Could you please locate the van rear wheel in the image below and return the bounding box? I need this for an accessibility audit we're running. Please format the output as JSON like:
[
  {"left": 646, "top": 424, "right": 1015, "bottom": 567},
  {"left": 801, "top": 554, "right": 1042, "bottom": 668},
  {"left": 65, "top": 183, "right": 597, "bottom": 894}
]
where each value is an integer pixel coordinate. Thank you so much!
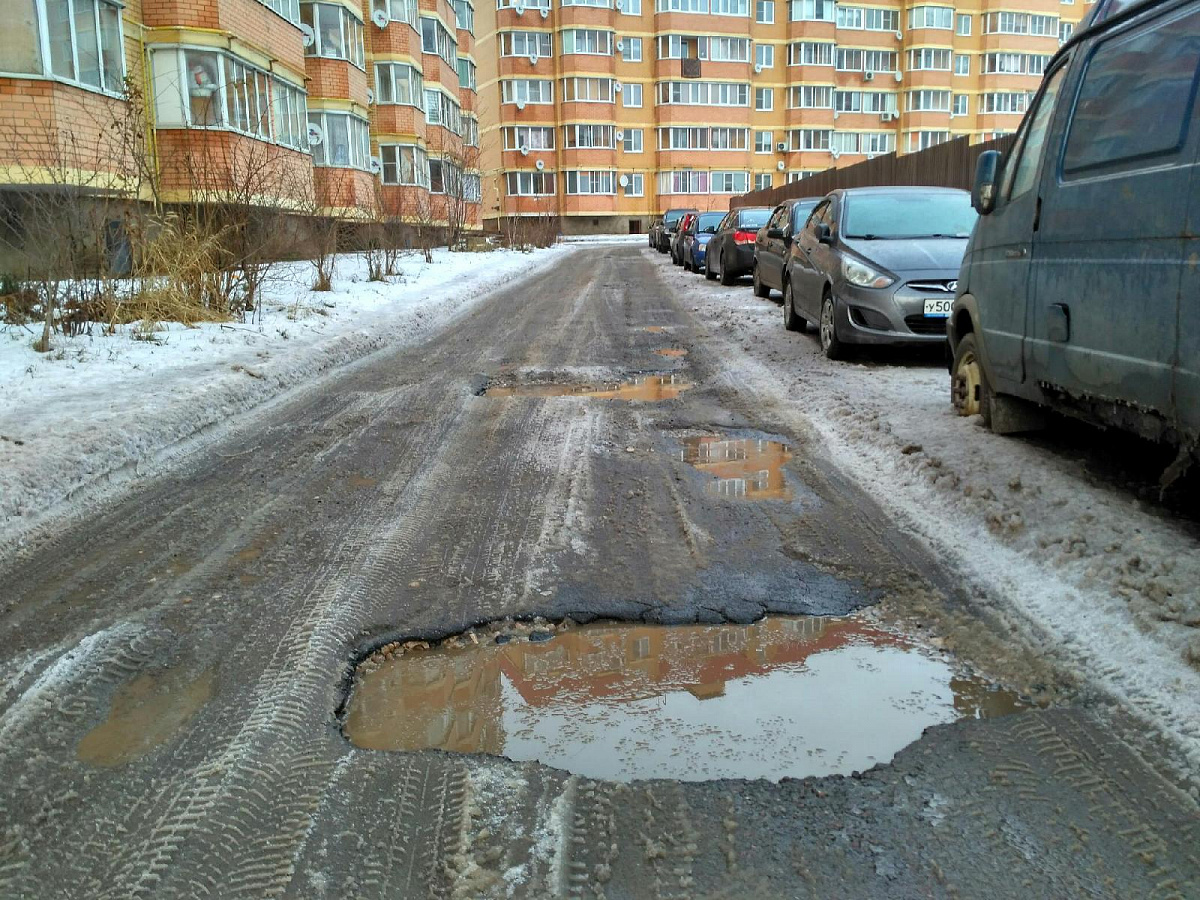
[{"left": 951, "top": 333, "right": 992, "bottom": 426}]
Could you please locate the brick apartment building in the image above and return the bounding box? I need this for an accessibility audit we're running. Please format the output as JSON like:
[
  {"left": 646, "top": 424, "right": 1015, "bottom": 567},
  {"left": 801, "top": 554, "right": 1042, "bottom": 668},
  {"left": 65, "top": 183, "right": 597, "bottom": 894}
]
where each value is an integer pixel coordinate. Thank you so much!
[
  {"left": 476, "top": 0, "right": 1089, "bottom": 233},
  {"left": 0, "top": 0, "right": 482, "bottom": 238}
]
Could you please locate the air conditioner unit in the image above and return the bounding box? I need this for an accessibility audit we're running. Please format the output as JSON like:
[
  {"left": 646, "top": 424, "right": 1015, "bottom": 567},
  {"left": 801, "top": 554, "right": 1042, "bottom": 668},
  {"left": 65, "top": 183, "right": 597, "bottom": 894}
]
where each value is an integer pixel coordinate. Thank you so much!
[
  {"left": 863, "top": 70, "right": 875, "bottom": 81},
  {"left": 894, "top": 70, "right": 903, "bottom": 82},
  {"left": 306, "top": 122, "right": 324, "bottom": 146},
  {"left": 615, "top": 128, "right": 625, "bottom": 139},
  {"left": 775, "top": 141, "right": 786, "bottom": 152},
  {"left": 776, "top": 160, "right": 785, "bottom": 171},
  {"left": 369, "top": 155, "right": 382, "bottom": 174},
  {"left": 366, "top": 87, "right": 375, "bottom": 104},
  {"left": 371, "top": 8, "right": 389, "bottom": 28},
  {"left": 299, "top": 23, "right": 316, "bottom": 48},
  {"left": 618, "top": 174, "right": 629, "bottom": 187},
  {"left": 520, "top": 144, "right": 530, "bottom": 155},
  {"left": 516, "top": 99, "right": 526, "bottom": 110},
  {"left": 754, "top": 63, "right": 763, "bottom": 74},
  {"left": 535, "top": 159, "right": 546, "bottom": 170}
]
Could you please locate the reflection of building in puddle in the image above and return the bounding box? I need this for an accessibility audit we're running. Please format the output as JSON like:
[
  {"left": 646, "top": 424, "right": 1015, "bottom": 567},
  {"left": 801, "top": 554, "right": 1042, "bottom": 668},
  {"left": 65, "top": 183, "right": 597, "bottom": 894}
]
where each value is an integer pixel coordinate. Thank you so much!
[
  {"left": 487, "top": 375, "right": 691, "bottom": 402},
  {"left": 680, "top": 436, "right": 792, "bottom": 500}
]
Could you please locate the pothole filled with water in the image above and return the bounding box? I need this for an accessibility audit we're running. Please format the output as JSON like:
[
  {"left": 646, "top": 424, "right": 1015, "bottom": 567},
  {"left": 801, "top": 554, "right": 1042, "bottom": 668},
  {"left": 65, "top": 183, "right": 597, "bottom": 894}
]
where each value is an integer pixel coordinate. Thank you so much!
[
  {"left": 681, "top": 436, "right": 793, "bottom": 501},
  {"left": 486, "top": 375, "right": 691, "bottom": 402},
  {"left": 343, "top": 617, "right": 1031, "bottom": 782}
]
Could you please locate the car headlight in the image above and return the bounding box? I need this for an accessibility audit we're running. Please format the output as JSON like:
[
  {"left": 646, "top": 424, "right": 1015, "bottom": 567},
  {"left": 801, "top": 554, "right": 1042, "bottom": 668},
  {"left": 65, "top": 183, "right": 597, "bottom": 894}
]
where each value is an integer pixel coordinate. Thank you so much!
[{"left": 842, "top": 257, "right": 894, "bottom": 289}]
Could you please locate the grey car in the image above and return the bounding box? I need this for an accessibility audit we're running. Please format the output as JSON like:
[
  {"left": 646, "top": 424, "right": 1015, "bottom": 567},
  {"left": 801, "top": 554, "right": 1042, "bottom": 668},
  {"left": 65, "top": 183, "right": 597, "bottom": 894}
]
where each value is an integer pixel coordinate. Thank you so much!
[
  {"left": 786, "top": 187, "right": 976, "bottom": 359},
  {"left": 706, "top": 206, "right": 772, "bottom": 284},
  {"left": 656, "top": 208, "right": 696, "bottom": 253},
  {"left": 752, "top": 198, "right": 822, "bottom": 299}
]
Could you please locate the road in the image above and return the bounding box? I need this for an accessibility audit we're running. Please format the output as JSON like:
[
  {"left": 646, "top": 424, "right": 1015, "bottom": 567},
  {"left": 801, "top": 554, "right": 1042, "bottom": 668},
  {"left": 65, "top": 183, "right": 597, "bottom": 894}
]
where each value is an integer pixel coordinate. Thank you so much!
[{"left": 0, "top": 245, "right": 1196, "bottom": 899}]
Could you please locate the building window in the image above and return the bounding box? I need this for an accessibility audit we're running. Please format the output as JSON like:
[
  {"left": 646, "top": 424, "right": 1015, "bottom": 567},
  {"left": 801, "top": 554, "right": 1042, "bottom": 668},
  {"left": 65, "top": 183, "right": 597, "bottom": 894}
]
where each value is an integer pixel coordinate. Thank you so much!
[
  {"left": 789, "top": 128, "right": 830, "bottom": 151},
  {"left": 657, "top": 81, "right": 750, "bottom": 106},
  {"left": 658, "top": 170, "right": 710, "bottom": 193},
  {"left": 309, "top": 110, "right": 370, "bottom": 168},
  {"left": 561, "top": 76, "right": 616, "bottom": 102},
  {"left": 11, "top": 0, "right": 126, "bottom": 93},
  {"left": 710, "top": 127, "right": 749, "bottom": 149},
  {"left": 908, "top": 130, "right": 950, "bottom": 152},
  {"left": 952, "top": 93, "right": 968, "bottom": 116},
  {"left": 712, "top": 0, "right": 749, "bottom": 15},
  {"left": 562, "top": 0, "right": 613, "bottom": 6},
  {"left": 496, "top": 0, "right": 550, "bottom": 7},
  {"left": 463, "top": 116, "right": 479, "bottom": 146},
  {"left": 565, "top": 170, "right": 616, "bottom": 194},
  {"left": 506, "top": 171, "right": 556, "bottom": 195},
  {"left": 789, "top": 0, "right": 833, "bottom": 21},
  {"left": 621, "top": 37, "right": 642, "bottom": 62},
  {"left": 456, "top": 57, "right": 476, "bottom": 89},
  {"left": 655, "top": 0, "right": 709, "bottom": 11},
  {"left": 424, "top": 89, "right": 464, "bottom": 133},
  {"left": 623, "top": 173, "right": 644, "bottom": 196},
  {"left": 983, "top": 12, "right": 1058, "bottom": 35},
  {"left": 623, "top": 128, "right": 643, "bottom": 152},
  {"left": 754, "top": 130, "right": 772, "bottom": 153},
  {"left": 373, "top": 0, "right": 419, "bottom": 27},
  {"left": 564, "top": 124, "right": 616, "bottom": 148},
  {"left": 754, "top": 173, "right": 771, "bottom": 191},
  {"left": 503, "top": 125, "right": 555, "bottom": 150},
  {"left": 789, "top": 85, "right": 833, "bottom": 108},
  {"left": 501, "top": 31, "right": 553, "bottom": 58},
  {"left": 622, "top": 0, "right": 642, "bottom": 12},
  {"left": 623, "top": 83, "right": 643, "bottom": 106},
  {"left": 908, "top": 5, "right": 953, "bottom": 29},
  {"left": 501, "top": 78, "right": 554, "bottom": 104},
  {"left": 379, "top": 143, "right": 430, "bottom": 186},
  {"left": 954, "top": 53, "right": 969, "bottom": 75},
  {"left": 755, "top": 0, "right": 773, "bottom": 22},
  {"left": 658, "top": 126, "right": 709, "bottom": 150},
  {"left": 420, "top": 16, "right": 458, "bottom": 65},
  {"left": 789, "top": 41, "right": 834, "bottom": 66},
  {"left": 453, "top": 0, "right": 474, "bottom": 31},
  {"left": 711, "top": 171, "right": 749, "bottom": 193},
  {"left": 755, "top": 44, "right": 773, "bottom": 68},
  {"left": 982, "top": 52, "right": 1050, "bottom": 75},
  {"left": 1059, "top": 21, "right": 1074, "bottom": 42},
  {"left": 301, "top": 3, "right": 366, "bottom": 68},
  {"left": 838, "top": 6, "right": 900, "bottom": 30},
  {"left": 259, "top": 0, "right": 301, "bottom": 23},
  {"left": 562, "top": 28, "right": 613, "bottom": 55},
  {"left": 907, "top": 89, "right": 950, "bottom": 112},
  {"left": 375, "top": 62, "right": 424, "bottom": 105},
  {"left": 908, "top": 48, "right": 952, "bottom": 70},
  {"left": 955, "top": 13, "right": 971, "bottom": 35},
  {"left": 755, "top": 87, "right": 772, "bottom": 110},
  {"left": 981, "top": 91, "right": 1032, "bottom": 114}
]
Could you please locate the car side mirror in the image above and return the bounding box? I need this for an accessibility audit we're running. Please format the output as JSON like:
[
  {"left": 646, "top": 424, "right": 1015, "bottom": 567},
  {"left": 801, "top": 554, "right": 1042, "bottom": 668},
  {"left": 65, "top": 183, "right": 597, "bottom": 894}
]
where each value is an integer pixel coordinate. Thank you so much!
[
  {"left": 972, "top": 150, "right": 1001, "bottom": 215},
  {"left": 816, "top": 223, "right": 833, "bottom": 245},
  {"left": 767, "top": 227, "right": 785, "bottom": 239}
]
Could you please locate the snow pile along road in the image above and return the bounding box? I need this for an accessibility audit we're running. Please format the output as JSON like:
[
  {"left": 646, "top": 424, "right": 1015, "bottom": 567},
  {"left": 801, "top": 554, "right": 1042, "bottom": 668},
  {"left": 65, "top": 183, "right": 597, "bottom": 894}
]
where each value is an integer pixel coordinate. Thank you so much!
[{"left": 0, "top": 246, "right": 574, "bottom": 549}]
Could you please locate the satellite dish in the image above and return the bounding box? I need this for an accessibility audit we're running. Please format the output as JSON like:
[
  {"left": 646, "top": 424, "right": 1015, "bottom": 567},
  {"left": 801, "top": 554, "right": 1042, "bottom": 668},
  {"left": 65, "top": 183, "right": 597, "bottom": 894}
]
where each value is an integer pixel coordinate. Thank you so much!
[
  {"left": 894, "top": 70, "right": 902, "bottom": 82},
  {"left": 299, "top": 23, "right": 316, "bottom": 47},
  {"left": 369, "top": 155, "right": 382, "bottom": 174},
  {"left": 618, "top": 174, "right": 629, "bottom": 187},
  {"left": 520, "top": 144, "right": 530, "bottom": 156},
  {"left": 615, "top": 128, "right": 624, "bottom": 140},
  {"left": 895, "top": 30, "right": 903, "bottom": 39},
  {"left": 830, "top": 149, "right": 841, "bottom": 159},
  {"left": 371, "top": 8, "right": 389, "bottom": 28},
  {"left": 754, "top": 63, "right": 763, "bottom": 73},
  {"left": 514, "top": 0, "right": 525, "bottom": 13},
  {"left": 615, "top": 82, "right": 623, "bottom": 92},
  {"left": 307, "top": 122, "right": 324, "bottom": 146},
  {"left": 616, "top": 38, "right": 625, "bottom": 50},
  {"left": 539, "top": 5, "right": 548, "bottom": 17},
  {"left": 535, "top": 159, "right": 545, "bottom": 170},
  {"left": 366, "top": 87, "right": 375, "bottom": 104},
  {"left": 516, "top": 99, "right": 526, "bottom": 110},
  {"left": 776, "top": 161, "right": 784, "bottom": 171},
  {"left": 529, "top": 53, "right": 538, "bottom": 65}
]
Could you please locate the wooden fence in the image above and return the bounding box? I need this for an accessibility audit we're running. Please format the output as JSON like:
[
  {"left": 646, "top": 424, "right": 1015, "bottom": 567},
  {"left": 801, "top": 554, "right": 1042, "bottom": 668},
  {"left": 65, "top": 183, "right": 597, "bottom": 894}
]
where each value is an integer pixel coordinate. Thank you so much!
[{"left": 730, "top": 133, "right": 1019, "bottom": 210}]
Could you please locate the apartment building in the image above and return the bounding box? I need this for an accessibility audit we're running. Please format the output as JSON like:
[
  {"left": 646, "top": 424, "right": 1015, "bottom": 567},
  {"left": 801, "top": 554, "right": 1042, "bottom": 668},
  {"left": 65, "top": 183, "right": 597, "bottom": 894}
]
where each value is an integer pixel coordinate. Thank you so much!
[
  {"left": 0, "top": 0, "right": 481, "bottom": 232},
  {"left": 477, "top": 0, "right": 1088, "bottom": 233}
]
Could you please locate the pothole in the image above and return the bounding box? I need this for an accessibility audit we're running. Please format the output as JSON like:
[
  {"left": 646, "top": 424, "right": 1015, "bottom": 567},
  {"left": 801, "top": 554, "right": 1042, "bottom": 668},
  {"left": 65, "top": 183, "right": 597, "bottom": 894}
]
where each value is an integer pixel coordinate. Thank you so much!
[
  {"left": 655, "top": 348, "right": 688, "bottom": 358},
  {"left": 681, "top": 436, "right": 793, "bottom": 501},
  {"left": 342, "top": 617, "right": 1031, "bottom": 782},
  {"left": 78, "top": 667, "right": 215, "bottom": 767},
  {"left": 486, "top": 375, "right": 692, "bottom": 402}
]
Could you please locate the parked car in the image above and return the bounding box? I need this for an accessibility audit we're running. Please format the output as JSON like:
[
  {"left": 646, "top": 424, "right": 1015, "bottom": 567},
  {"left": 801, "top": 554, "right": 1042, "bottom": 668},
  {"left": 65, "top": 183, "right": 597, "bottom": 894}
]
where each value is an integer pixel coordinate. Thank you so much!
[
  {"left": 949, "top": 0, "right": 1199, "bottom": 456},
  {"left": 648, "top": 218, "right": 662, "bottom": 249},
  {"left": 671, "top": 213, "right": 698, "bottom": 265},
  {"left": 682, "top": 212, "right": 726, "bottom": 273},
  {"left": 706, "top": 206, "right": 772, "bottom": 284},
  {"left": 752, "top": 198, "right": 821, "bottom": 298},
  {"left": 656, "top": 208, "right": 696, "bottom": 253},
  {"left": 786, "top": 186, "right": 976, "bottom": 359}
]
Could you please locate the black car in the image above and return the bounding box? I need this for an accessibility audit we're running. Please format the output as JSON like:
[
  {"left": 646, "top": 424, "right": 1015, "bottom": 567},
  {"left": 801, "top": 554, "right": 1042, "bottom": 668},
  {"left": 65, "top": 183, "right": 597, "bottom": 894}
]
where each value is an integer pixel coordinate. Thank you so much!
[
  {"left": 656, "top": 208, "right": 697, "bottom": 253},
  {"left": 752, "top": 198, "right": 822, "bottom": 299},
  {"left": 705, "top": 206, "right": 772, "bottom": 284}
]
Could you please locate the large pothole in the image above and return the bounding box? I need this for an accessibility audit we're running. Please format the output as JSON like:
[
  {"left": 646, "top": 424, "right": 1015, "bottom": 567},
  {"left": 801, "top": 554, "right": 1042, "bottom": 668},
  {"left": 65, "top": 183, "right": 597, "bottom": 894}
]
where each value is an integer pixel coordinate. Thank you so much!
[
  {"left": 485, "top": 374, "right": 691, "bottom": 401},
  {"left": 342, "top": 616, "right": 1031, "bottom": 782}
]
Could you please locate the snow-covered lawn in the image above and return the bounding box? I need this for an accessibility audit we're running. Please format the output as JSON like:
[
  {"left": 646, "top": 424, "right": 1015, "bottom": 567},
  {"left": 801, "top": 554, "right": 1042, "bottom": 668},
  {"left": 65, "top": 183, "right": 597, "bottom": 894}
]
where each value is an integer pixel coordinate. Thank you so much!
[
  {"left": 653, "top": 250, "right": 1200, "bottom": 788},
  {"left": 0, "top": 245, "right": 574, "bottom": 549}
]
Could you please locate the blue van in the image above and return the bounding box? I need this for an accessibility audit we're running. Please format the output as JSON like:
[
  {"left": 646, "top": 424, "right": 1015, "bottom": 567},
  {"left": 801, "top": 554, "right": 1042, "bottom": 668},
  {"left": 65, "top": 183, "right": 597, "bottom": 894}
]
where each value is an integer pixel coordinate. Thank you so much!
[{"left": 948, "top": 0, "right": 1200, "bottom": 469}]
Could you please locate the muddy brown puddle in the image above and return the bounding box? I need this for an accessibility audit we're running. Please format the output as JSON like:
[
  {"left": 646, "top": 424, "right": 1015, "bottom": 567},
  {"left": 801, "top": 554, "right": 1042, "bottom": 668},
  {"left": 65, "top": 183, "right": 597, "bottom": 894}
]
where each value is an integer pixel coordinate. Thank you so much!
[
  {"left": 344, "top": 617, "right": 1030, "bottom": 782},
  {"left": 681, "top": 436, "right": 792, "bottom": 501},
  {"left": 487, "top": 375, "right": 691, "bottom": 402}
]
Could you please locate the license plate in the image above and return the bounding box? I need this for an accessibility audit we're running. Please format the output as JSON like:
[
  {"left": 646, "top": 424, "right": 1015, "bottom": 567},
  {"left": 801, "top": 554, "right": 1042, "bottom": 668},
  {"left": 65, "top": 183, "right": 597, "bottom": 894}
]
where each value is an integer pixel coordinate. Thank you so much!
[{"left": 923, "top": 297, "right": 952, "bottom": 317}]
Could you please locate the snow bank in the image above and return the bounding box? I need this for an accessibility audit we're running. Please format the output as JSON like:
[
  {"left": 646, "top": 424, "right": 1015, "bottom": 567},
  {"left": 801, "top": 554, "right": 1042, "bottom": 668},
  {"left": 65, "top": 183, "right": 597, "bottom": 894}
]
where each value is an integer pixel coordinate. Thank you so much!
[{"left": 0, "top": 246, "right": 574, "bottom": 549}]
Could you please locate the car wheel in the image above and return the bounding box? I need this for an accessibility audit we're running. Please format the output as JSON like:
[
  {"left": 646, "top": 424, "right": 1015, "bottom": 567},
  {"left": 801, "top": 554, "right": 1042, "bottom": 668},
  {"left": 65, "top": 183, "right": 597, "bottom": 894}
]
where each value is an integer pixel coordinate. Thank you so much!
[
  {"left": 819, "top": 292, "right": 846, "bottom": 360},
  {"left": 783, "top": 280, "right": 806, "bottom": 332},
  {"left": 951, "top": 333, "right": 992, "bottom": 426},
  {"left": 719, "top": 251, "right": 736, "bottom": 286},
  {"left": 704, "top": 255, "right": 717, "bottom": 280},
  {"left": 753, "top": 265, "right": 771, "bottom": 299}
]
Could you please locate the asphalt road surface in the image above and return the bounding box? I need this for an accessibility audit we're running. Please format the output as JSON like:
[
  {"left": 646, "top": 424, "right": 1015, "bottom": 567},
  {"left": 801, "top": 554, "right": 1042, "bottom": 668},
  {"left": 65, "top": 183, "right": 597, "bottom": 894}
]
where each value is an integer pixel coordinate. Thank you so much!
[{"left": 1, "top": 246, "right": 1196, "bottom": 899}]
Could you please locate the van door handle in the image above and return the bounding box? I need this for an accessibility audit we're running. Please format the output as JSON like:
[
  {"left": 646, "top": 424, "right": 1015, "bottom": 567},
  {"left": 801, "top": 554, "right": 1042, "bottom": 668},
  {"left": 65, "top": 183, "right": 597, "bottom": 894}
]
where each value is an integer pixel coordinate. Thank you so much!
[{"left": 1005, "top": 248, "right": 1028, "bottom": 259}]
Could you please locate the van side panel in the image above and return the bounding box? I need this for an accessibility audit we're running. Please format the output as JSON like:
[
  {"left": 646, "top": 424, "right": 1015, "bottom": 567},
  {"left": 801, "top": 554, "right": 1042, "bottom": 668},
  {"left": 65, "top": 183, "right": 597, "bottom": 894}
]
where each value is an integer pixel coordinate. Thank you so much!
[
  {"left": 1177, "top": 156, "right": 1200, "bottom": 443},
  {"left": 1026, "top": 5, "right": 1200, "bottom": 425}
]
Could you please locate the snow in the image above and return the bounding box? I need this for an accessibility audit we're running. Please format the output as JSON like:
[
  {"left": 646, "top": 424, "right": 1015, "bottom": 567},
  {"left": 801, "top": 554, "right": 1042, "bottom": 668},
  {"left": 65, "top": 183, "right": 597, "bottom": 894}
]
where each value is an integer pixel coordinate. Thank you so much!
[
  {"left": 560, "top": 234, "right": 647, "bottom": 244},
  {"left": 653, "top": 250, "right": 1200, "bottom": 788},
  {"left": 0, "top": 245, "right": 576, "bottom": 550}
]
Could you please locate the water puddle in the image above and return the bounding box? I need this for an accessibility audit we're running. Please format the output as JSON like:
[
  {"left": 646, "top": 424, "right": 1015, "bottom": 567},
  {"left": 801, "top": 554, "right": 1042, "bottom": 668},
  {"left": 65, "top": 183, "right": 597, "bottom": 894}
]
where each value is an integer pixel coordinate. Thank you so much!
[
  {"left": 347, "top": 474, "right": 377, "bottom": 488},
  {"left": 644, "top": 326, "right": 667, "bottom": 333},
  {"left": 655, "top": 348, "right": 688, "bottom": 358},
  {"left": 78, "top": 668, "right": 215, "bottom": 767},
  {"left": 487, "top": 375, "right": 691, "bottom": 402},
  {"left": 343, "top": 617, "right": 1030, "bottom": 782},
  {"left": 681, "top": 436, "right": 793, "bottom": 501}
]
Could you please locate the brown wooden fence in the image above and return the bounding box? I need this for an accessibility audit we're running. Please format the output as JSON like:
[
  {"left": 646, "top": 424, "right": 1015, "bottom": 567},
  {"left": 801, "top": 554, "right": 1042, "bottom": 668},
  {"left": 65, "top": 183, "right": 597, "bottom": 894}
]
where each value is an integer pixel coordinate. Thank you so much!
[{"left": 730, "top": 133, "right": 1019, "bottom": 210}]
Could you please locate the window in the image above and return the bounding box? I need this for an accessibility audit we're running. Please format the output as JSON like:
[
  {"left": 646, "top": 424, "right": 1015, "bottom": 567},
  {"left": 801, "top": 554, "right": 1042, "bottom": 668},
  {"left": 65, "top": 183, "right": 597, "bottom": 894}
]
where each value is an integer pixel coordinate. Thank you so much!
[
  {"left": 309, "top": 110, "right": 370, "bottom": 168},
  {"left": 270, "top": 80, "right": 308, "bottom": 150},
  {"left": 503, "top": 125, "right": 555, "bottom": 150},
  {"left": 563, "top": 0, "right": 613, "bottom": 6},
  {"left": 419, "top": 16, "right": 458, "bottom": 65},
  {"left": 789, "top": 85, "right": 832, "bottom": 108},
  {"left": 1002, "top": 67, "right": 1065, "bottom": 197},
  {"left": 790, "top": 42, "right": 834, "bottom": 66},
  {"left": 424, "top": 89, "right": 463, "bottom": 133},
  {"left": 789, "top": 128, "right": 830, "bottom": 151},
  {"left": 755, "top": 0, "right": 773, "bottom": 22},
  {"left": 260, "top": 0, "right": 301, "bottom": 23},
  {"left": 463, "top": 116, "right": 479, "bottom": 146},
  {"left": 375, "top": 62, "right": 424, "bottom": 105},
  {"left": 907, "top": 5, "right": 953, "bottom": 29},
  {"left": 954, "top": 53, "right": 969, "bottom": 75},
  {"left": 754, "top": 173, "right": 771, "bottom": 191},
  {"left": 561, "top": 76, "right": 615, "bottom": 101},
  {"left": 453, "top": 0, "right": 474, "bottom": 31},
  {"left": 379, "top": 144, "right": 430, "bottom": 186},
  {"left": 562, "top": 28, "right": 613, "bottom": 55},
  {"left": 565, "top": 170, "right": 616, "bottom": 194},
  {"left": 908, "top": 48, "right": 952, "bottom": 70},
  {"left": 429, "top": 158, "right": 464, "bottom": 194},
  {"left": 907, "top": 130, "right": 950, "bottom": 152},
  {"left": 836, "top": 5, "right": 863, "bottom": 28},
  {"left": 221, "top": 56, "right": 273, "bottom": 136},
  {"left": 501, "top": 31, "right": 552, "bottom": 58},
  {"left": 981, "top": 92, "right": 1031, "bottom": 114},
  {"left": 956, "top": 13, "right": 971, "bottom": 35},
  {"left": 501, "top": 78, "right": 553, "bottom": 104},
  {"left": 456, "top": 57, "right": 476, "bottom": 89},
  {"left": 655, "top": 0, "right": 708, "bottom": 11},
  {"left": 907, "top": 89, "right": 950, "bottom": 111},
  {"left": 789, "top": 0, "right": 833, "bottom": 21},
  {"left": 835, "top": 90, "right": 896, "bottom": 112},
  {"left": 622, "top": 0, "right": 642, "bottom": 12},
  {"left": 786, "top": 170, "right": 818, "bottom": 183},
  {"left": 1063, "top": 11, "right": 1200, "bottom": 176},
  {"left": 864, "top": 50, "right": 897, "bottom": 72},
  {"left": 712, "top": 0, "right": 749, "bottom": 14},
  {"left": 711, "top": 171, "right": 749, "bottom": 193},
  {"left": 623, "top": 83, "right": 643, "bottom": 106},
  {"left": 623, "top": 173, "right": 644, "bottom": 196},
  {"left": 865, "top": 8, "right": 898, "bottom": 30},
  {"left": 983, "top": 52, "right": 1050, "bottom": 75},
  {"left": 710, "top": 127, "right": 749, "bottom": 149},
  {"left": 755, "top": 130, "right": 772, "bottom": 153},
  {"left": 374, "top": 0, "right": 419, "bottom": 27},
  {"left": 302, "top": 3, "right": 366, "bottom": 68},
  {"left": 497, "top": 0, "right": 550, "bottom": 7},
  {"left": 755, "top": 44, "right": 773, "bottom": 68},
  {"left": 983, "top": 12, "right": 1058, "bottom": 35},
  {"left": 564, "top": 124, "right": 615, "bottom": 148},
  {"left": 1059, "top": 21, "right": 1074, "bottom": 42},
  {"left": 755, "top": 87, "right": 773, "bottom": 110},
  {"left": 21, "top": 0, "right": 125, "bottom": 92},
  {"left": 506, "top": 171, "right": 556, "bottom": 195},
  {"left": 621, "top": 37, "right": 642, "bottom": 62},
  {"left": 656, "top": 82, "right": 749, "bottom": 106},
  {"left": 952, "top": 93, "right": 968, "bottom": 116},
  {"left": 658, "top": 170, "right": 710, "bottom": 194},
  {"left": 658, "top": 126, "right": 709, "bottom": 149},
  {"left": 708, "top": 36, "right": 752, "bottom": 61},
  {"left": 623, "top": 128, "right": 643, "bottom": 152}
]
